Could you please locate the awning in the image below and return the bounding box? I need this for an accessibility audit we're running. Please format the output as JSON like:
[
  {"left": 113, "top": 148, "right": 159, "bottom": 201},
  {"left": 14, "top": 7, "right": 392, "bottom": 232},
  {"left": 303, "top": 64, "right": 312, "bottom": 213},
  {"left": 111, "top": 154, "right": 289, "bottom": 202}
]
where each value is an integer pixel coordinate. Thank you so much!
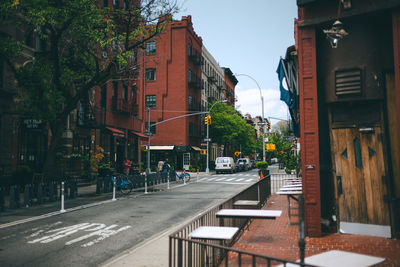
[
  {"left": 149, "top": 145, "right": 174, "bottom": 150},
  {"left": 106, "top": 127, "right": 125, "bottom": 138},
  {"left": 191, "top": 146, "right": 201, "bottom": 151},
  {"left": 131, "top": 131, "right": 148, "bottom": 139}
]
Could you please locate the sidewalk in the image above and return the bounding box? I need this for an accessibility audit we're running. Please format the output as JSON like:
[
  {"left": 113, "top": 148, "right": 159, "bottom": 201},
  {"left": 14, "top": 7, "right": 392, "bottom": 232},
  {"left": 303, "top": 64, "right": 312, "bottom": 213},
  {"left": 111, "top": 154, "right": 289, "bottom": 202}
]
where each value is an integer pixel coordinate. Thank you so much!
[{"left": 233, "top": 194, "right": 400, "bottom": 266}]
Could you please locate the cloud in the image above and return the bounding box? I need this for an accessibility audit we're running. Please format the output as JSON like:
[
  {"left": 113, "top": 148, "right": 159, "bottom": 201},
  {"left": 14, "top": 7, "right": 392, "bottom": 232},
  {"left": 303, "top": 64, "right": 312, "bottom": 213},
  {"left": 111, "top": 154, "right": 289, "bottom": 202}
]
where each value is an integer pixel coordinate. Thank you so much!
[{"left": 235, "top": 86, "right": 289, "bottom": 123}]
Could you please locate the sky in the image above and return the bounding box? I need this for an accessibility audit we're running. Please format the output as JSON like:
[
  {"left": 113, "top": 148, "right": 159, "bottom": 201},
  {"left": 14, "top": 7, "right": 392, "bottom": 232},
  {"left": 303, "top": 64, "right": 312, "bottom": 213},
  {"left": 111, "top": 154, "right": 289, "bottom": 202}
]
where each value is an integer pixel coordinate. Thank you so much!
[{"left": 174, "top": 0, "right": 298, "bottom": 125}]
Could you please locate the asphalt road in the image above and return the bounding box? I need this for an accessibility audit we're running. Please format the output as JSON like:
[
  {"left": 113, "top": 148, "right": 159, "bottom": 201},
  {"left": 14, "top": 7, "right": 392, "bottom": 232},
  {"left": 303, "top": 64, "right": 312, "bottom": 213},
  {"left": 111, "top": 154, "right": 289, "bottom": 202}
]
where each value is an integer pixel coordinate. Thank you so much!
[{"left": 0, "top": 170, "right": 259, "bottom": 267}]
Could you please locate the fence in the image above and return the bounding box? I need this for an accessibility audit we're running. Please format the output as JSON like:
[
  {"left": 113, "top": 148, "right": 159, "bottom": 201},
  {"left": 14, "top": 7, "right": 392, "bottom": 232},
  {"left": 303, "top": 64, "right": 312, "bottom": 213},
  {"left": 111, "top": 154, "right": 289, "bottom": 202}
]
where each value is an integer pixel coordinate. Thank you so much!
[
  {"left": 0, "top": 171, "right": 174, "bottom": 211},
  {"left": 169, "top": 176, "right": 272, "bottom": 267},
  {"left": 169, "top": 172, "right": 306, "bottom": 267}
]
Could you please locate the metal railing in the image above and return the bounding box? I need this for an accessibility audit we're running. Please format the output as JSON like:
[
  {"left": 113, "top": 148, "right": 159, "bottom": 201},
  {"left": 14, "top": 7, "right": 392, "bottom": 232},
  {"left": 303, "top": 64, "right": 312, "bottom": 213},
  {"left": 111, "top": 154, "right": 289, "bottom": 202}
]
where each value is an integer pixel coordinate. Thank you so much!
[
  {"left": 169, "top": 176, "right": 272, "bottom": 267},
  {"left": 169, "top": 173, "right": 308, "bottom": 267},
  {"left": 169, "top": 237, "right": 317, "bottom": 267},
  {"left": 270, "top": 173, "right": 299, "bottom": 194}
]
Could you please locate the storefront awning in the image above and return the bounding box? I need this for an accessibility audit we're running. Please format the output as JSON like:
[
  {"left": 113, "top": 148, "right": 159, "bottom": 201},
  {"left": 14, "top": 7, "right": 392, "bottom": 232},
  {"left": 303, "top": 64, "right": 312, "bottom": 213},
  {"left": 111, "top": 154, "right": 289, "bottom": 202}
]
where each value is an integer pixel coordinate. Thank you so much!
[
  {"left": 149, "top": 145, "right": 174, "bottom": 150},
  {"left": 106, "top": 126, "right": 125, "bottom": 138},
  {"left": 191, "top": 146, "right": 201, "bottom": 151},
  {"left": 131, "top": 131, "right": 148, "bottom": 139}
]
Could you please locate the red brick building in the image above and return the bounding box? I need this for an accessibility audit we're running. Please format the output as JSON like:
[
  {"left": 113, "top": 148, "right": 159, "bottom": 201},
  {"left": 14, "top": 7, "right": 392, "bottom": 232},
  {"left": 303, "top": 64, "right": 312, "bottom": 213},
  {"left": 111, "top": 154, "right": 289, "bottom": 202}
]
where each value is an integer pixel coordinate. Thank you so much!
[
  {"left": 295, "top": 0, "right": 400, "bottom": 238},
  {"left": 138, "top": 15, "right": 203, "bottom": 170}
]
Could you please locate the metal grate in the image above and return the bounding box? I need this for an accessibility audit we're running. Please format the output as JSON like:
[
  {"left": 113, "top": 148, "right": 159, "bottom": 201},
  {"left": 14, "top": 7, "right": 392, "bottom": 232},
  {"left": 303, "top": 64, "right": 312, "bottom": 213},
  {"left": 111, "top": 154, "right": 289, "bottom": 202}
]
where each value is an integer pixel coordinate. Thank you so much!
[{"left": 335, "top": 68, "right": 362, "bottom": 96}]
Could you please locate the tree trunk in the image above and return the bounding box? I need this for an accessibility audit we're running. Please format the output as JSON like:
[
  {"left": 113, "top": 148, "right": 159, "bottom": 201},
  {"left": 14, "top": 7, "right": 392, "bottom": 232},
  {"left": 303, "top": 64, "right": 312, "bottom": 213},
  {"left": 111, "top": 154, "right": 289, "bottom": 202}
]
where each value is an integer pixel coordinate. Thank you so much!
[{"left": 42, "top": 119, "right": 66, "bottom": 180}]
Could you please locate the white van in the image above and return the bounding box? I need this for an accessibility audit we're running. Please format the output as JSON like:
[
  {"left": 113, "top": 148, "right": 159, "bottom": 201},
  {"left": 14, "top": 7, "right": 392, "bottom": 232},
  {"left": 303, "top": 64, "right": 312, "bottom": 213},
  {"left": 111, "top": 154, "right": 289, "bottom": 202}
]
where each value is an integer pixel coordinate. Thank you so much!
[{"left": 215, "top": 157, "right": 236, "bottom": 174}]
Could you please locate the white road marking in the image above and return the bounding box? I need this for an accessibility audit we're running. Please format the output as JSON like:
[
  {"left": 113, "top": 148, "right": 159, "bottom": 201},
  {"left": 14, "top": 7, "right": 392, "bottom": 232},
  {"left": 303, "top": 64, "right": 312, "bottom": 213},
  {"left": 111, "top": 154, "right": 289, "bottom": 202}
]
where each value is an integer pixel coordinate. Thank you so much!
[{"left": 26, "top": 222, "right": 131, "bottom": 247}]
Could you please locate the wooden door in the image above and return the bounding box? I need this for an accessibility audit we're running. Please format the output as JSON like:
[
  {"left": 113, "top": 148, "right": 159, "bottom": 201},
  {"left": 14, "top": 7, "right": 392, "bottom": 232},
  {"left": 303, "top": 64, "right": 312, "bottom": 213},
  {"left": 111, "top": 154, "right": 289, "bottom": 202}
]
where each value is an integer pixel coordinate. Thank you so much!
[{"left": 331, "top": 127, "right": 391, "bottom": 228}]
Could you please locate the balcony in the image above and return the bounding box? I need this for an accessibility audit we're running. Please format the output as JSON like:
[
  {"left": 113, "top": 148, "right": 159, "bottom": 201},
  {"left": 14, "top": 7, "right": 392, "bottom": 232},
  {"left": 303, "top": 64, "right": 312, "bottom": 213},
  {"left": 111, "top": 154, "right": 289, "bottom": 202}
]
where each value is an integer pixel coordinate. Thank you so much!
[
  {"left": 77, "top": 106, "right": 105, "bottom": 128},
  {"left": 188, "top": 49, "right": 202, "bottom": 66},
  {"left": 188, "top": 75, "right": 201, "bottom": 90},
  {"left": 112, "top": 97, "right": 132, "bottom": 115},
  {"left": 207, "top": 73, "right": 217, "bottom": 84}
]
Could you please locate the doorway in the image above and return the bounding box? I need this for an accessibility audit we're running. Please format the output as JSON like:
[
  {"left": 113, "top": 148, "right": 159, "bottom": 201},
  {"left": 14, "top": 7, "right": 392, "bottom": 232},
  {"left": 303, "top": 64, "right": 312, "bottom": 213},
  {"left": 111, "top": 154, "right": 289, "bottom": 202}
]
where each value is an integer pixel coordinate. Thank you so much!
[{"left": 331, "top": 127, "right": 391, "bottom": 237}]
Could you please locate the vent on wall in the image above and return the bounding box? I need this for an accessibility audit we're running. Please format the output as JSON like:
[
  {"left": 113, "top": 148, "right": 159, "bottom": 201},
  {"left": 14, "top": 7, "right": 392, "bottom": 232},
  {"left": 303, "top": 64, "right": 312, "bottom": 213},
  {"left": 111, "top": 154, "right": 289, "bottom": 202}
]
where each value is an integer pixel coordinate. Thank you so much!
[{"left": 335, "top": 68, "right": 362, "bottom": 96}]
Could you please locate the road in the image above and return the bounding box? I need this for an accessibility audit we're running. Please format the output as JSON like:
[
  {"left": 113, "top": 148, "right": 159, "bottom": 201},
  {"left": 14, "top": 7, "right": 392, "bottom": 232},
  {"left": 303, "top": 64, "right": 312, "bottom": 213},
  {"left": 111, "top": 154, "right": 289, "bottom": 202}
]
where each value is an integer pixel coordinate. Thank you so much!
[{"left": 0, "top": 169, "right": 260, "bottom": 267}]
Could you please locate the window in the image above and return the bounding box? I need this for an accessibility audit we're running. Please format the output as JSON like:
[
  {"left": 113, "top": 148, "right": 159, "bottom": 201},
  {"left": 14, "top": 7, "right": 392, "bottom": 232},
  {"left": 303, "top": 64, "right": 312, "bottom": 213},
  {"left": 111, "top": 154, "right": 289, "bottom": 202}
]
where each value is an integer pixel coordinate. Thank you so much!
[
  {"left": 145, "top": 95, "right": 156, "bottom": 108},
  {"left": 145, "top": 41, "right": 156, "bottom": 55},
  {"left": 188, "top": 44, "right": 192, "bottom": 56},
  {"left": 113, "top": 0, "right": 119, "bottom": 9},
  {"left": 188, "top": 96, "right": 193, "bottom": 109},
  {"left": 101, "top": 84, "right": 107, "bottom": 108},
  {"left": 103, "top": 0, "right": 108, "bottom": 7},
  {"left": 146, "top": 68, "right": 156, "bottom": 81},
  {"left": 188, "top": 69, "right": 192, "bottom": 82},
  {"left": 123, "top": 85, "right": 128, "bottom": 101}
]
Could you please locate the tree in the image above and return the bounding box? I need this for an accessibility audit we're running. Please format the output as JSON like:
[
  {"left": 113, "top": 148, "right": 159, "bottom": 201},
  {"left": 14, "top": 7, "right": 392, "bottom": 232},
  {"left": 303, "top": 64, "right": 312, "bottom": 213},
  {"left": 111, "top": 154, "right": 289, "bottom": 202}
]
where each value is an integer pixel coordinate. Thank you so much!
[
  {"left": 209, "top": 102, "right": 256, "bottom": 156},
  {"left": 0, "top": 0, "right": 178, "bottom": 178},
  {"left": 272, "top": 120, "right": 291, "bottom": 136}
]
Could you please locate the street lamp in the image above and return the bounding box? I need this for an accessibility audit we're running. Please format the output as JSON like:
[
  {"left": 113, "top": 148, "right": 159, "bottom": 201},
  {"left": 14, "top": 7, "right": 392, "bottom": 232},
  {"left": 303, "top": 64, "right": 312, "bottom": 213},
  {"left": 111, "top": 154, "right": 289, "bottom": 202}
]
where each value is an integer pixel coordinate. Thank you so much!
[
  {"left": 206, "top": 99, "right": 227, "bottom": 173},
  {"left": 234, "top": 73, "right": 266, "bottom": 162}
]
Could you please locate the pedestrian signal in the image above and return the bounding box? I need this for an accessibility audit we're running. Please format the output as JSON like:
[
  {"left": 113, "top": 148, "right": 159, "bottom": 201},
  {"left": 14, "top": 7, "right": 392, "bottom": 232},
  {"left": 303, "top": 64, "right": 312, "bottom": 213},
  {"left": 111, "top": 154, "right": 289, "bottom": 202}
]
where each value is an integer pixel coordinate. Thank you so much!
[{"left": 200, "top": 149, "right": 207, "bottom": 155}]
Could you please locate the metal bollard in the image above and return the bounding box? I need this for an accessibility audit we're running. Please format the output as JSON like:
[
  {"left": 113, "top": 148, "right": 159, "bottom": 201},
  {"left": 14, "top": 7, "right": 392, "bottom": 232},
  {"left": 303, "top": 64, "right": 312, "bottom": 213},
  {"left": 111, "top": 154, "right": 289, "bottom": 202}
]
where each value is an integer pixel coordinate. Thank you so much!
[
  {"left": 112, "top": 176, "right": 116, "bottom": 201},
  {"left": 24, "top": 184, "right": 32, "bottom": 207},
  {"left": 60, "top": 181, "right": 66, "bottom": 213},
  {"left": 167, "top": 172, "right": 170, "bottom": 190}
]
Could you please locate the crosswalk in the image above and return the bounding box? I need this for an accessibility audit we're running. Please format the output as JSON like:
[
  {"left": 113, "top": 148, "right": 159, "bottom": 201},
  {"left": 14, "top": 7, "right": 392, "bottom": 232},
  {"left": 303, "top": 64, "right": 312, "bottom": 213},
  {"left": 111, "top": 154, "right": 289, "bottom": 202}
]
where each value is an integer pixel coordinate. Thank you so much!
[{"left": 198, "top": 173, "right": 259, "bottom": 184}]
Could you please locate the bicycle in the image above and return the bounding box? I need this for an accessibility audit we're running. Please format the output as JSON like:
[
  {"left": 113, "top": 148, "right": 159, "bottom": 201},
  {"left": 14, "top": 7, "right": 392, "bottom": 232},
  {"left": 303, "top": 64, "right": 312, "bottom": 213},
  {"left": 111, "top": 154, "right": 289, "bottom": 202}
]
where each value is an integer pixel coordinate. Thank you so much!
[
  {"left": 110, "top": 174, "right": 133, "bottom": 195},
  {"left": 174, "top": 170, "right": 191, "bottom": 183}
]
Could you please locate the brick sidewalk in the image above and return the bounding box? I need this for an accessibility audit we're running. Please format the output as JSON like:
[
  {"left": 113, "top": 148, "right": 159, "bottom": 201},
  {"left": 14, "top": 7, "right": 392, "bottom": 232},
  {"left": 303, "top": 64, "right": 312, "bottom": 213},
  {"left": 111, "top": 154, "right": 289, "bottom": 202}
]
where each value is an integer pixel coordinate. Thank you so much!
[{"left": 233, "top": 194, "right": 400, "bottom": 266}]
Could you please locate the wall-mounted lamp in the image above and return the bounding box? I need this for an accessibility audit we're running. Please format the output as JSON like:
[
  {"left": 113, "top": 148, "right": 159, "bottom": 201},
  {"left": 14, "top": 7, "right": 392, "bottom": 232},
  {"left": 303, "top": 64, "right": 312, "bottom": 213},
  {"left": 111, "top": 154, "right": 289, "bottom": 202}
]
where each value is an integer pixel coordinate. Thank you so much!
[{"left": 323, "top": 20, "right": 348, "bottom": 48}]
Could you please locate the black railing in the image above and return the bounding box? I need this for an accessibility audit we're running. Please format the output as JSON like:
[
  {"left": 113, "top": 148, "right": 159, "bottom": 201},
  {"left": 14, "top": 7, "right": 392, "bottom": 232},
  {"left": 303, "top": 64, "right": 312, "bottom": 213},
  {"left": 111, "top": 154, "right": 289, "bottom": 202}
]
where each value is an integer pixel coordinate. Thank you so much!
[
  {"left": 169, "top": 176, "right": 272, "bottom": 267},
  {"left": 169, "top": 173, "right": 309, "bottom": 267}
]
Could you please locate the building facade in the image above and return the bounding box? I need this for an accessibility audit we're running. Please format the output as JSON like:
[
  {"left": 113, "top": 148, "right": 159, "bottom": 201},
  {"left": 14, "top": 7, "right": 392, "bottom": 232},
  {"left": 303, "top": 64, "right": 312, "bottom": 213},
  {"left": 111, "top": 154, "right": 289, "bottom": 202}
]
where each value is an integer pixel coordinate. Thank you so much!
[
  {"left": 138, "top": 15, "right": 203, "bottom": 170},
  {"left": 295, "top": 0, "right": 400, "bottom": 238}
]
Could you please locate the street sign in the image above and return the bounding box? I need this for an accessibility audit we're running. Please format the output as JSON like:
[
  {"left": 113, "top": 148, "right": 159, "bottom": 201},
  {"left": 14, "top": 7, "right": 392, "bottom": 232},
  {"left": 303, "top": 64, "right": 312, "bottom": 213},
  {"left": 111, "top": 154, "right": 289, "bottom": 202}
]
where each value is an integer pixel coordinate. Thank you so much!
[
  {"left": 234, "top": 151, "right": 240, "bottom": 156},
  {"left": 204, "top": 138, "right": 211, "bottom": 142}
]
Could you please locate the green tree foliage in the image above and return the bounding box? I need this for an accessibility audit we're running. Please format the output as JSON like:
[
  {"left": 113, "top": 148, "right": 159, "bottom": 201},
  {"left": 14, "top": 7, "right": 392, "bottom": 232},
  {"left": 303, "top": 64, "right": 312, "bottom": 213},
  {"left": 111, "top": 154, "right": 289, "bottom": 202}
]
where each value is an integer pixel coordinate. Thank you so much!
[
  {"left": 209, "top": 102, "right": 256, "bottom": 156},
  {"left": 0, "top": 0, "right": 178, "bottom": 177}
]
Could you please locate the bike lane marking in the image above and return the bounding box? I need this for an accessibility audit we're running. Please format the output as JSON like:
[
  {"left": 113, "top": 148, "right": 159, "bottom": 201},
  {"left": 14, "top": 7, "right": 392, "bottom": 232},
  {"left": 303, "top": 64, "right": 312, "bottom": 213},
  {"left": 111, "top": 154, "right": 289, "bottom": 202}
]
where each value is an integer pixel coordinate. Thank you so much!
[{"left": 26, "top": 222, "right": 132, "bottom": 248}]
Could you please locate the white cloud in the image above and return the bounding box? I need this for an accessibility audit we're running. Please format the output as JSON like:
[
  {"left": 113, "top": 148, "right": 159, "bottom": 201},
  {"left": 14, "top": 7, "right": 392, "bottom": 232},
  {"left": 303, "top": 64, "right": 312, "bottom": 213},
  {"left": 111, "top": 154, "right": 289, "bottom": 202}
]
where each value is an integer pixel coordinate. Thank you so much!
[{"left": 235, "top": 86, "right": 289, "bottom": 124}]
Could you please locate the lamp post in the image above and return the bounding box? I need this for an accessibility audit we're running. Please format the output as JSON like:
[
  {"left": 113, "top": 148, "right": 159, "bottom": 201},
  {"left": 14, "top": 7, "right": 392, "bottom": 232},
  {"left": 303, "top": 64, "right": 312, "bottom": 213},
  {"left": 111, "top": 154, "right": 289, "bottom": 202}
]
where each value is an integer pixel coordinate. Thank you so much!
[
  {"left": 206, "top": 99, "right": 227, "bottom": 173},
  {"left": 235, "top": 73, "right": 266, "bottom": 162}
]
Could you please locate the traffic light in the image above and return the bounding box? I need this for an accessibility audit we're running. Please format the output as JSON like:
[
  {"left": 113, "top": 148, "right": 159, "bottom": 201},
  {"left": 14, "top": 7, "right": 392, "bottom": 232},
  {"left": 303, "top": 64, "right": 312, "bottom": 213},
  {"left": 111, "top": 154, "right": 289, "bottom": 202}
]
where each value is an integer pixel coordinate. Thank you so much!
[
  {"left": 266, "top": 120, "right": 271, "bottom": 130},
  {"left": 200, "top": 149, "right": 207, "bottom": 155},
  {"left": 205, "top": 115, "right": 211, "bottom": 125}
]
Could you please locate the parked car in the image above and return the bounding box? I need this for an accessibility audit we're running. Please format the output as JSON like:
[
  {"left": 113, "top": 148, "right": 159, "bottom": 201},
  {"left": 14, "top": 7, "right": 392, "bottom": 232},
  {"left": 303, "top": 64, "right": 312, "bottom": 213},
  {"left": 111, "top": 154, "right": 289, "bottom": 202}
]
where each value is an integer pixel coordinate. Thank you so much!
[
  {"left": 236, "top": 158, "right": 251, "bottom": 171},
  {"left": 270, "top": 157, "right": 279, "bottom": 164},
  {"left": 215, "top": 157, "right": 236, "bottom": 174}
]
